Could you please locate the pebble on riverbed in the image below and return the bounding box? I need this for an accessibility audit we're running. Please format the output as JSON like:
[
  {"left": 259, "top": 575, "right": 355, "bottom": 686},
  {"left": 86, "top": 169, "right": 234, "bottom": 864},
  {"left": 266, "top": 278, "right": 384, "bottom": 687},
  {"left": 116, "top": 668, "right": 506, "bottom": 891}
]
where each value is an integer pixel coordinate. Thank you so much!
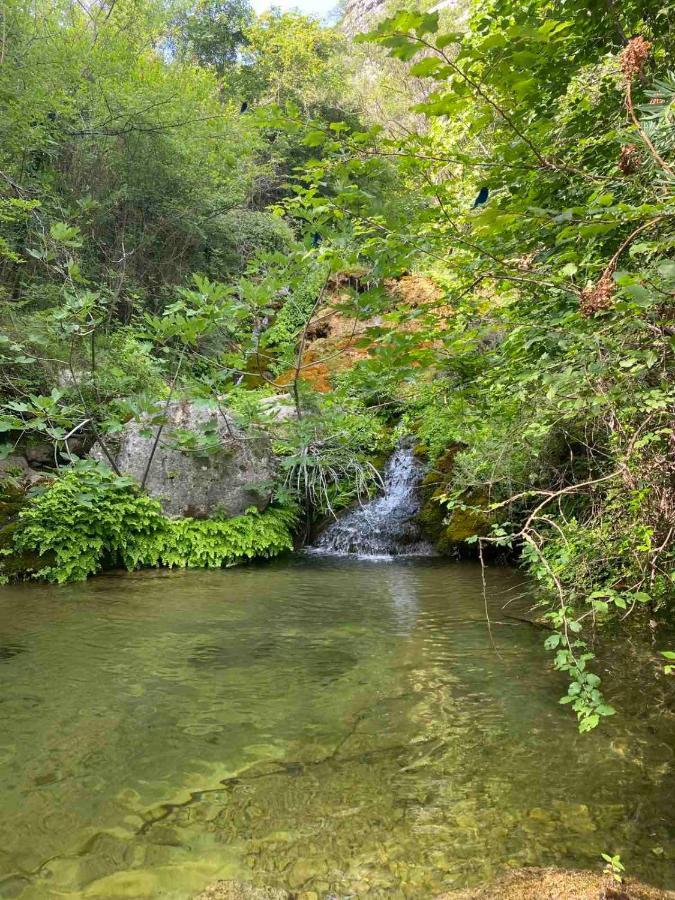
[
  {"left": 439, "top": 867, "right": 675, "bottom": 900},
  {"left": 196, "top": 869, "right": 675, "bottom": 900},
  {"left": 195, "top": 880, "right": 288, "bottom": 899}
]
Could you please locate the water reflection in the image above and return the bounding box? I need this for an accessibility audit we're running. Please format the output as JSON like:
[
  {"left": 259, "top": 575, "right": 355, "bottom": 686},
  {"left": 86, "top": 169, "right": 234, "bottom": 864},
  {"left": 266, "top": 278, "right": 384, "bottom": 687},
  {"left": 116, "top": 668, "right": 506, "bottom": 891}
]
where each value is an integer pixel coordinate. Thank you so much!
[{"left": 383, "top": 562, "right": 421, "bottom": 634}]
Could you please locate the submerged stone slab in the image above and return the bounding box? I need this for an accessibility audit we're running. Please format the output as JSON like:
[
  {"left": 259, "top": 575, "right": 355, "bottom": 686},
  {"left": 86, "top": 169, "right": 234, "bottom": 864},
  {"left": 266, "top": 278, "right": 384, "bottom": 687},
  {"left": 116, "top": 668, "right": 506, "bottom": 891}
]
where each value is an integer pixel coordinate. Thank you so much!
[{"left": 91, "top": 400, "right": 275, "bottom": 518}]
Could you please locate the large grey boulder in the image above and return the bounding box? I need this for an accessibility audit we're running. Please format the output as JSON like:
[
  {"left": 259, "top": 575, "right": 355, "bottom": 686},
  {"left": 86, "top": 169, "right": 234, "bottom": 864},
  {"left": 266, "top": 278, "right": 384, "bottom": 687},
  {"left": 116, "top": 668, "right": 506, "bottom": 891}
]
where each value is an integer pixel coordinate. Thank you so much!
[{"left": 91, "top": 400, "right": 275, "bottom": 518}]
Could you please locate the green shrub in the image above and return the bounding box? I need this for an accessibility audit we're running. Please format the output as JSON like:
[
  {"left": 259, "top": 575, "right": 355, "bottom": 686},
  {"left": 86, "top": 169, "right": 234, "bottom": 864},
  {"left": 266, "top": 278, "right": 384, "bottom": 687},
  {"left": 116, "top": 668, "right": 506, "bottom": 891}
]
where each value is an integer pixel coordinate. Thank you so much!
[
  {"left": 215, "top": 210, "right": 295, "bottom": 273},
  {"left": 13, "top": 461, "right": 295, "bottom": 583},
  {"left": 271, "top": 394, "right": 391, "bottom": 517}
]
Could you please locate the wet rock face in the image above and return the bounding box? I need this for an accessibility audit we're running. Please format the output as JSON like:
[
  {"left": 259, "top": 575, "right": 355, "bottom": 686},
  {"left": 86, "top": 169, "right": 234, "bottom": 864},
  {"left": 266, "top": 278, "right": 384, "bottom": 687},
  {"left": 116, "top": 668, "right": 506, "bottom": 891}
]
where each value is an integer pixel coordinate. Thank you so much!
[{"left": 91, "top": 400, "right": 276, "bottom": 519}]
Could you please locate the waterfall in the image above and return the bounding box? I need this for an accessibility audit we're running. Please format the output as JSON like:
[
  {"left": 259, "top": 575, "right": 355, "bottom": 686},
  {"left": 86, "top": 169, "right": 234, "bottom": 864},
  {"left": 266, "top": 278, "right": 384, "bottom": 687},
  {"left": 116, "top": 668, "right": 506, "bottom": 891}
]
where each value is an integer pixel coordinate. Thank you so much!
[{"left": 312, "top": 442, "right": 433, "bottom": 557}]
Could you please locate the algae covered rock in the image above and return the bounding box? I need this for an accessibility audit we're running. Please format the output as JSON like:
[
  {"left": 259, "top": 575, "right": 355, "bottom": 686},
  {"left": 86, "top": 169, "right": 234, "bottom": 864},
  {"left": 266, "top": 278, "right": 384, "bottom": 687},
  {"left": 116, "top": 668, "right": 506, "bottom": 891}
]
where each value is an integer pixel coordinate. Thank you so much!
[
  {"left": 0, "top": 471, "right": 53, "bottom": 578},
  {"left": 436, "top": 491, "right": 491, "bottom": 555},
  {"left": 417, "top": 444, "right": 492, "bottom": 557},
  {"left": 91, "top": 400, "right": 276, "bottom": 519},
  {"left": 0, "top": 521, "right": 53, "bottom": 579}
]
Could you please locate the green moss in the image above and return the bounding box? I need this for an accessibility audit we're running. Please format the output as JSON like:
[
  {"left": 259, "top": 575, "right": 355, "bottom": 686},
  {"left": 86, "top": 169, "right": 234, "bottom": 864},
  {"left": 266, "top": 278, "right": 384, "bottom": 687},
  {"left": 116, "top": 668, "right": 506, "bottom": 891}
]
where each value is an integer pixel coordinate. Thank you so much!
[
  {"left": 0, "top": 480, "right": 28, "bottom": 520},
  {"left": 412, "top": 443, "right": 428, "bottom": 461},
  {"left": 417, "top": 488, "right": 446, "bottom": 537},
  {"left": 434, "top": 444, "right": 465, "bottom": 476},
  {"left": 0, "top": 479, "right": 57, "bottom": 579},
  {"left": 416, "top": 444, "right": 491, "bottom": 557},
  {"left": 436, "top": 493, "right": 491, "bottom": 555},
  {"left": 0, "top": 522, "right": 52, "bottom": 578}
]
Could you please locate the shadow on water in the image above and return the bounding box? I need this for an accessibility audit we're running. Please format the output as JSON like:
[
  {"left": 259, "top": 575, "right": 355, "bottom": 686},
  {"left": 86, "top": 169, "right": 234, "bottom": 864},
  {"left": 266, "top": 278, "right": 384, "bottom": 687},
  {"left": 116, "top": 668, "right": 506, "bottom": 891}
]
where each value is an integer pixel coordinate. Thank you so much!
[{"left": 0, "top": 556, "right": 673, "bottom": 898}]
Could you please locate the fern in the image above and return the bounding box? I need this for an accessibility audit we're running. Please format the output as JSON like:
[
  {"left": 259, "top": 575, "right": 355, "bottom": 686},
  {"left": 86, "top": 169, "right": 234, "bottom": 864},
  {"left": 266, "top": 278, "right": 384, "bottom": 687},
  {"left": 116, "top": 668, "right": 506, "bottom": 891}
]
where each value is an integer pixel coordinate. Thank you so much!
[{"left": 13, "top": 461, "right": 295, "bottom": 583}]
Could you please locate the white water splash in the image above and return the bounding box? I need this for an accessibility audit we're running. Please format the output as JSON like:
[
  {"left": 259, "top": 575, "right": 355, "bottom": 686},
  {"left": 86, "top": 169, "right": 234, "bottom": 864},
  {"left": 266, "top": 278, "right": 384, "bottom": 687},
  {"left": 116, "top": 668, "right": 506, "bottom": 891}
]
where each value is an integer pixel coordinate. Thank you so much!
[{"left": 312, "top": 442, "right": 434, "bottom": 557}]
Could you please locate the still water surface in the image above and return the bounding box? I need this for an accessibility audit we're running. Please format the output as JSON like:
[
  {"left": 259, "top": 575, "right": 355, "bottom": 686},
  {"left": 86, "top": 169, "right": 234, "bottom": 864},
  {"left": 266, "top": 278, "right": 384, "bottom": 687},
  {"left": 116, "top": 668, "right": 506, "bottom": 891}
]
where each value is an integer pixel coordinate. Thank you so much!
[{"left": 0, "top": 557, "right": 673, "bottom": 898}]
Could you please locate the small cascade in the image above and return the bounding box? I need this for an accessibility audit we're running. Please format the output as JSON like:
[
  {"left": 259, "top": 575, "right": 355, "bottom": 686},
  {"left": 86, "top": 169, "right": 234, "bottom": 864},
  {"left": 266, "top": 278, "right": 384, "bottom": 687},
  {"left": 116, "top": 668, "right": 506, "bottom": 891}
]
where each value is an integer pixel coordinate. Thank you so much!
[{"left": 312, "top": 441, "right": 433, "bottom": 557}]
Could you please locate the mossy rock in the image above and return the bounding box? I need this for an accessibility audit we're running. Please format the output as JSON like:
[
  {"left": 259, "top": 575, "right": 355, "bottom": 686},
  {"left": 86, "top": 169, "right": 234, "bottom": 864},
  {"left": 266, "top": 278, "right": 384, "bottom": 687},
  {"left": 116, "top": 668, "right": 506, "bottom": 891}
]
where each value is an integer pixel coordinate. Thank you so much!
[
  {"left": 435, "top": 444, "right": 465, "bottom": 476},
  {"left": 417, "top": 491, "right": 446, "bottom": 538},
  {"left": 0, "top": 479, "right": 29, "bottom": 520},
  {"left": 416, "top": 443, "right": 492, "bottom": 556},
  {"left": 437, "top": 493, "right": 491, "bottom": 556},
  {"left": 417, "top": 444, "right": 465, "bottom": 538},
  {"left": 0, "top": 520, "right": 53, "bottom": 578}
]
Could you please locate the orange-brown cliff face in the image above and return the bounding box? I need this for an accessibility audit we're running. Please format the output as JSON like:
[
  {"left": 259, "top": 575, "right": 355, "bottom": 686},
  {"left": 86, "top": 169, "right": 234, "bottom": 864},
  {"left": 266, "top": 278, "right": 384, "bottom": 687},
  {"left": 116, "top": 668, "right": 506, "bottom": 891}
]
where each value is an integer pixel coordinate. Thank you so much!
[{"left": 274, "top": 273, "right": 447, "bottom": 393}]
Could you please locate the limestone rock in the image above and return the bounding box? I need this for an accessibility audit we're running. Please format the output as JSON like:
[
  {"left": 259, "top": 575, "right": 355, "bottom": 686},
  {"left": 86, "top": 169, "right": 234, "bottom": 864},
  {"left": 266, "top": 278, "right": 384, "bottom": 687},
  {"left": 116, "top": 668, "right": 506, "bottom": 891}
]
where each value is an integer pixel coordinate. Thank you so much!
[
  {"left": 91, "top": 400, "right": 275, "bottom": 518},
  {"left": 342, "top": 0, "right": 465, "bottom": 37},
  {"left": 257, "top": 394, "right": 297, "bottom": 423}
]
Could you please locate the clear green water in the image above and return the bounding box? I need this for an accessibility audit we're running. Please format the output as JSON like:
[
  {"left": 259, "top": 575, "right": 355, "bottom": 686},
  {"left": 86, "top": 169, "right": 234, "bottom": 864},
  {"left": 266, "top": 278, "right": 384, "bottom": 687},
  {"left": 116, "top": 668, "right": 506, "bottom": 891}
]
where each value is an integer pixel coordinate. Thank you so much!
[{"left": 0, "top": 557, "right": 673, "bottom": 899}]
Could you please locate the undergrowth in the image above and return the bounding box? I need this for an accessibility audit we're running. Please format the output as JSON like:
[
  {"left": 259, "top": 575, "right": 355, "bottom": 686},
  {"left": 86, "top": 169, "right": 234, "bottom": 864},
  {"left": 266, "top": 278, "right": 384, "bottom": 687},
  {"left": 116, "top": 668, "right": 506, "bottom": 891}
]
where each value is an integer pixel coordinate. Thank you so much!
[{"left": 11, "top": 462, "right": 296, "bottom": 583}]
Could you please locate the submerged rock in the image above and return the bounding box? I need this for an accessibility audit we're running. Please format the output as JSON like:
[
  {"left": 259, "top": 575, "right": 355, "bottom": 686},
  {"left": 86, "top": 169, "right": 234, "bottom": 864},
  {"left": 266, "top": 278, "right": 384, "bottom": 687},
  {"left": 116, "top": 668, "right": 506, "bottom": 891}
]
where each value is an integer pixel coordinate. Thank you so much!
[
  {"left": 439, "top": 867, "right": 675, "bottom": 899},
  {"left": 195, "top": 869, "right": 673, "bottom": 900},
  {"left": 195, "top": 882, "right": 288, "bottom": 900},
  {"left": 91, "top": 400, "right": 275, "bottom": 518}
]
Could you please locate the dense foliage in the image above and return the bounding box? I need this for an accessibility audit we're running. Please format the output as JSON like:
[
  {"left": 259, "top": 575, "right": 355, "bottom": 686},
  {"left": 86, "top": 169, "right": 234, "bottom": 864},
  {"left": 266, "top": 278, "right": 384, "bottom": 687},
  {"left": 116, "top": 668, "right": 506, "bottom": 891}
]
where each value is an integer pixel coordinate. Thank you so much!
[
  {"left": 1, "top": 0, "right": 673, "bottom": 728},
  {"left": 12, "top": 462, "right": 295, "bottom": 582}
]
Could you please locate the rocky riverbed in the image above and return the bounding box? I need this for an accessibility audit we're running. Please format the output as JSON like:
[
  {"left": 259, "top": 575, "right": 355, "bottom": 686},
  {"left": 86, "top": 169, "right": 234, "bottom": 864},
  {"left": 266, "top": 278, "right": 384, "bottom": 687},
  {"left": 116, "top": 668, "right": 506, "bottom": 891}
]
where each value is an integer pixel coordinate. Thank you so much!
[{"left": 196, "top": 869, "right": 675, "bottom": 900}]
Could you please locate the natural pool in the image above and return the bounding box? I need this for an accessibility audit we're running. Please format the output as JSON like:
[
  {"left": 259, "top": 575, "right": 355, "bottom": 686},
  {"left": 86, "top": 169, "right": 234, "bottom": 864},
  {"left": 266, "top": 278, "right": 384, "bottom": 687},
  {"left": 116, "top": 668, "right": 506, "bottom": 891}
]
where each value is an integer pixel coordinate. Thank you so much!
[{"left": 0, "top": 557, "right": 673, "bottom": 899}]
